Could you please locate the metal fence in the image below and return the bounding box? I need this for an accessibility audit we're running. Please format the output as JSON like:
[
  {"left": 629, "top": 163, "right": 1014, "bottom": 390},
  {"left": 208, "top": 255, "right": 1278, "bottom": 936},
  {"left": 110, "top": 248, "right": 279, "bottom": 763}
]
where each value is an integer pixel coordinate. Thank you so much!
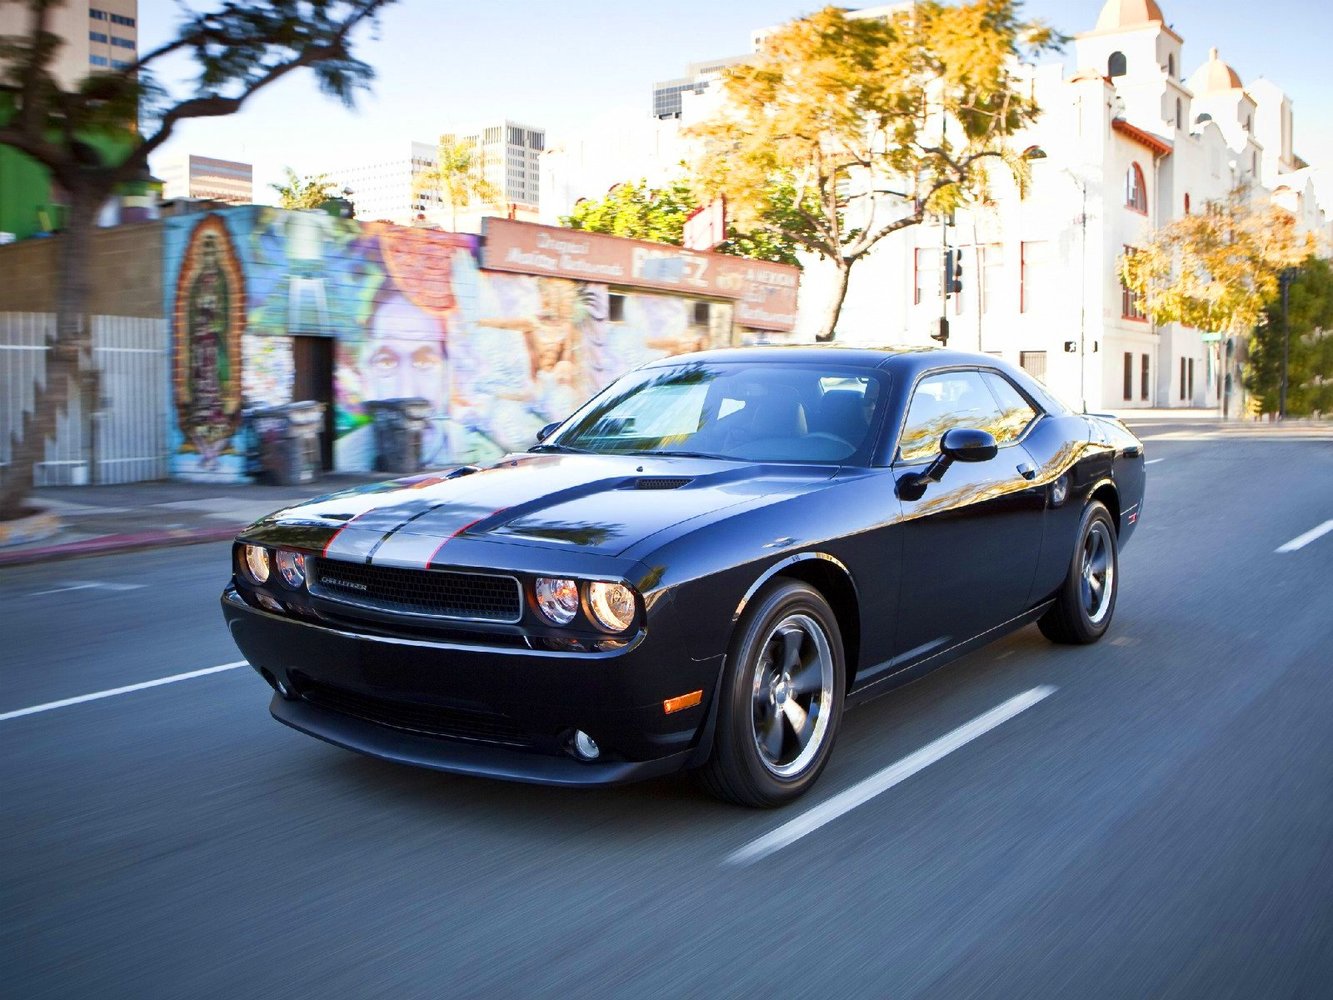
[{"left": 0, "top": 312, "right": 168, "bottom": 486}]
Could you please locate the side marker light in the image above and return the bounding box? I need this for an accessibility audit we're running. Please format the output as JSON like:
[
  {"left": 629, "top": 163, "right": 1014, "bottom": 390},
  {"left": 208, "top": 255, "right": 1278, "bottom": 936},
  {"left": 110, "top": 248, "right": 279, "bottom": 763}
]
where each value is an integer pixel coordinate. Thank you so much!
[{"left": 663, "top": 690, "right": 703, "bottom": 715}]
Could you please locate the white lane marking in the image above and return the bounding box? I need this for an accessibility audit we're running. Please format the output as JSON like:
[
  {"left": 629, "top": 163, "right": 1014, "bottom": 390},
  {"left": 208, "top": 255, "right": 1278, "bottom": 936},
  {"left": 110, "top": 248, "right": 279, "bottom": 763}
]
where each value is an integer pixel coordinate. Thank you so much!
[
  {"left": 725, "top": 686, "right": 1057, "bottom": 866},
  {"left": 1145, "top": 458, "right": 1165, "bottom": 465},
  {"left": 1276, "top": 519, "right": 1333, "bottom": 553},
  {"left": 25, "top": 580, "right": 147, "bottom": 598},
  {"left": 0, "top": 662, "right": 247, "bottom": 723}
]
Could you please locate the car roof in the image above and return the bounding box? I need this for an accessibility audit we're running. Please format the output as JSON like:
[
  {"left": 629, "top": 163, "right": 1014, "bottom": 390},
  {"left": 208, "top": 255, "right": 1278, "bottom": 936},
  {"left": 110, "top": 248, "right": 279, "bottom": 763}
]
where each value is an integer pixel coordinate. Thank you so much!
[{"left": 641, "top": 344, "right": 1013, "bottom": 377}]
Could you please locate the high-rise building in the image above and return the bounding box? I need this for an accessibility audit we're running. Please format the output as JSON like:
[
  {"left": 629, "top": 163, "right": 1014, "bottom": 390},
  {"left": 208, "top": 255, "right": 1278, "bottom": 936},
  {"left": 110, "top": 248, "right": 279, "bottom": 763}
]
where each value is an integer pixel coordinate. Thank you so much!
[
  {"left": 441, "top": 121, "right": 546, "bottom": 213},
  {"left": 651, "top": 56, "right": 749, "bottom": 119},
  {"left": 159, "top": 154, "right": 253, "bottom": 205},
  {"left": 331, "top": 141, "right": 440, "bottom": 225},
  {"left": 0, "top": 1, "right": 139, "bottom": 88}
]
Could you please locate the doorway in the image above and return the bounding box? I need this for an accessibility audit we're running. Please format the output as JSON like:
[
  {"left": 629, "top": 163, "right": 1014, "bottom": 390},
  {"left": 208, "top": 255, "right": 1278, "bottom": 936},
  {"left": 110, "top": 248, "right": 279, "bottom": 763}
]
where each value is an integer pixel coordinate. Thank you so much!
[{"left": 292, "top": 335, "right": 335, "bottom": 471}]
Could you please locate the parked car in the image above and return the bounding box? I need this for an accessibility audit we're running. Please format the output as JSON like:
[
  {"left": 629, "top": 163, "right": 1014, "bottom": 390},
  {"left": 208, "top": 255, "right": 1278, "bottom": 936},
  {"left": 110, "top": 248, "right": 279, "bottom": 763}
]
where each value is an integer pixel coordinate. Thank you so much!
[{"left": 222, "top": 347, "right": 1145, "bottom": 806}]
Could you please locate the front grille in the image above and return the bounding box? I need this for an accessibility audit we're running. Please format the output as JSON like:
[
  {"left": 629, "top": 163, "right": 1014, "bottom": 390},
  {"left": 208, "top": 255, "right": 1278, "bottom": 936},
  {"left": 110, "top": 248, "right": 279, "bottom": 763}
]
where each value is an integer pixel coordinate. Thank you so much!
[
  {"left": 309, "top": 558, "right": 522, "bottom": 623},
  {"left": 297, "top": 680, "right": 537, "bottom": 748}
]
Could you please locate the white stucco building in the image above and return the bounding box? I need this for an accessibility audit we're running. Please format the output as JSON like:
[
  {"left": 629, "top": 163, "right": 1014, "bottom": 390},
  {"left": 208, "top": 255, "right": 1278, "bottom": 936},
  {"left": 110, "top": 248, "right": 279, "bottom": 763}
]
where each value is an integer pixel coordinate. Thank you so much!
[{"left": 542, "top": 0, "right": 1329, "bottom": 413}]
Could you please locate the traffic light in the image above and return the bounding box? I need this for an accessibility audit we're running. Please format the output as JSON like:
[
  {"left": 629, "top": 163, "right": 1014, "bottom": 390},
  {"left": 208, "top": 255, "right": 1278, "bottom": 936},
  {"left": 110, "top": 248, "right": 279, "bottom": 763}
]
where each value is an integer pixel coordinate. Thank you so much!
[
  {"left": 944, "top": 248, "right": 963, "bottom": 295},
  {"left": 931, "top": 317, "right": 950, "bottom": 345}
]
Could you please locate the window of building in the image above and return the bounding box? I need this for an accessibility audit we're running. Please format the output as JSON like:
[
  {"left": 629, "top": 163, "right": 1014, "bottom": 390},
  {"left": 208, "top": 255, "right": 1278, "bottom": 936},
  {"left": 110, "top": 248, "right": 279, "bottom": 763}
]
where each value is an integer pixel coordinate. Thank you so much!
[
  {"left": 1141, "top": 354, "right": 1150, "bottom": 401},
  {"left": 913, "top": 247, "right": 939, "bottom": 306},
  {"left": 111, "top": 59, "right": 131, "bottom": 70},
  {"left": 90, "top": 9, "right": 107, "bottom": 19},
  {"left": 1123, "top": 353, "right": 1134, "bottom": 400},
  {"left": 1175, "top": 98, "right": 1182, "bottom": 126},
  {"left": 1125, "top": 163, "right": 1147, "bottom": 213},
  {"left": 1108, "top": 51, "right": 1127, "bottom": 77},
  {"left": 1168, "top": 53, "right": 1176, "bottom": 77},
  {"left": 981, "top": 243, "right": 1004, "bottom": 314},
  {"left": 1020, "top": 351, "right": 1048, "bottom": 383},
  {"left": 1245, "top": 114, "right": 1253, "bottom": 132},
  {"left": 111, "top": 36, "right": 134, "bottom": 48},
  {"left": 1121, "top": 246, "right": 1146, "bottom": 321},
  {"left": 1184, "top": 192, "right": 1191, "bottom": 214},
  {"left": 608, "top": 294, "right": 626, "bottom": 322},
  {"left": 90, "top": 31, "right": 108, "bottom": 43},
  {"left": 527, "top": 130, "right": 544, "bottom": 151},
  {"left": 1180, "top": 357, "right": 1187, "bottom": 400},
  {"left": 110, "top": 13, "right": 135, "bottom": 26},
  {"left": 1020, "top": 241, "right": 1047, "bottom": 313},
  {"left": 89, "top": 54, "right": 108, "bottom": 67},
  {"left": 692, "top": 302, "right": 711, "bottom": 325}
]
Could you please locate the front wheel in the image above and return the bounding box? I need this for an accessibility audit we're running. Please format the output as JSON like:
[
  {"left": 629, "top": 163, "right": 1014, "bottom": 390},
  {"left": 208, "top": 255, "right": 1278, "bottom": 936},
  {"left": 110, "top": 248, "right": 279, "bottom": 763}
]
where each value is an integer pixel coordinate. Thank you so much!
[
  {"left": 1039, "top": 500, "right": 1119, "bottom": 645},
  {"left": 698, "top": 580, "right": 845, "bottom": 807}
]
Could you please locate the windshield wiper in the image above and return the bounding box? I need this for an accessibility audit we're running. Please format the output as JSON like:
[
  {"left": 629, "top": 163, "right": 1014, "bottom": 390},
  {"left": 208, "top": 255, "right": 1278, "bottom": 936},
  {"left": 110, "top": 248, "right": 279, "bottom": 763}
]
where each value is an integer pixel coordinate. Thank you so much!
[
  {"left": 528, "top": 443, "right": 592, "bottom": 454},
  {"left": 635, "top": 449, "right": 727, "bottom": 460}
]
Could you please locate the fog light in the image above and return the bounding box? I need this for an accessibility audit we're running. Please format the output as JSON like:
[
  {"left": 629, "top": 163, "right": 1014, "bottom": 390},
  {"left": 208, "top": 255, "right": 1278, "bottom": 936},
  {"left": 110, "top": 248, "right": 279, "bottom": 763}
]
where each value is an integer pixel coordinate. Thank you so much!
[{"left": 572, "top": 730, "right": 600, "bottom": 761}]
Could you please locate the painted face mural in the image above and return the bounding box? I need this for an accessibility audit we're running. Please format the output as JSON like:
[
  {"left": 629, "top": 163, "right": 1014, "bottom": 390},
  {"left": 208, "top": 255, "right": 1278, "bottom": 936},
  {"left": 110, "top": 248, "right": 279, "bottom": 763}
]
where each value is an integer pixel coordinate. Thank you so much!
[{"left": 172, "top": 216, "right": 245, "bottom": 470}]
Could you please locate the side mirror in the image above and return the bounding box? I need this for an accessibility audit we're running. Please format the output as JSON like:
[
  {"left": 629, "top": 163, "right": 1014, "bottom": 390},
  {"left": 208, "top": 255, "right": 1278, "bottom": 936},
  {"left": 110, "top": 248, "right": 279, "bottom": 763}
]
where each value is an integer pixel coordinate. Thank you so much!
[
  {"left": 536, "top": 421, "right": 561, "bottom": 443},
  {"left": 940, "top": 427, "right": 998, "bottom": 463},
  {"left": 897, "top": 427, "right": 998, "bottom": 499}
]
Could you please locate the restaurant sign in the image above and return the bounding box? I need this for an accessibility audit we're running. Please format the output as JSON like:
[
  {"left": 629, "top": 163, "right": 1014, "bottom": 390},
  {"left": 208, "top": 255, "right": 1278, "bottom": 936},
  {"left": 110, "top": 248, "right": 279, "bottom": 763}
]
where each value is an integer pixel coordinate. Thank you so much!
[{"left": 480, "top": 218, "right": 799, "bottom": 332}]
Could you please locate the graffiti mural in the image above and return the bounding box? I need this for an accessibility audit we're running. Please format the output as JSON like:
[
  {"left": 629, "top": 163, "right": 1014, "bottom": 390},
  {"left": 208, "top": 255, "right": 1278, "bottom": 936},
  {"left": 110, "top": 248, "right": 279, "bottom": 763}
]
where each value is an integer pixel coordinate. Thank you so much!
[
  {"left": 164, "top": 209, "right": 769, "bottom": 481},
  {"left": 171, "top": 214, "right": 246, "bottom": 474}
]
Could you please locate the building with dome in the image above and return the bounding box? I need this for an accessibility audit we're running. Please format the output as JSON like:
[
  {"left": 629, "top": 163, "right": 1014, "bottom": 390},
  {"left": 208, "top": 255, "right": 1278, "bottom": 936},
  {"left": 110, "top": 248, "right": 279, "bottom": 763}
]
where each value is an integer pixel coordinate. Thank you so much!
[
  {"left": 788, "top": 0, "right": 1330, "bottom": 412},
  {"left": 547, "top": 1, "right": 1329, "bottom": 412}
]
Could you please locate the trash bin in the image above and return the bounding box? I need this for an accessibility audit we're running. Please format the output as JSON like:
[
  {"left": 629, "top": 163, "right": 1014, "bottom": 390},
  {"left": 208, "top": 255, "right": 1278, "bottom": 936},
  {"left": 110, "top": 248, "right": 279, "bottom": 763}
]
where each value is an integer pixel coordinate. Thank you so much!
[
  {"left": 365, "top": 397, "right": 432, "bottom": 474},
  {"left": 250, "top": 400, "right": 325, "bottom": 485}
]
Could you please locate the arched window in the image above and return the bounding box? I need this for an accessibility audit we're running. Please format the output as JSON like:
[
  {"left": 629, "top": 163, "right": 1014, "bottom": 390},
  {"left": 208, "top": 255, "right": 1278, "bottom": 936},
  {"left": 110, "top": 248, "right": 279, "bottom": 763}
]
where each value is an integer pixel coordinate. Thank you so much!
[
  {"left": 1168, "top": 53, "right": 1176, "bottom": 77},
  {"left": 1108, "top": 51, "right": 1127, "bottom": 77},
  {"left": 1125, "top": 163, "right": 1147, "bottom": 213}
]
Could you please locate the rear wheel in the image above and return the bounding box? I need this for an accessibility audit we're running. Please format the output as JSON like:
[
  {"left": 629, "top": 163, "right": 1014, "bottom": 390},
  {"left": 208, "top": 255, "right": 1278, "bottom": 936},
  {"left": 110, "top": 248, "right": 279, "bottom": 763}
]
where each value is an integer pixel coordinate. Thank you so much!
[
  {"left": 698, "top": 580, "right": 845, "bottom": 807},
  {"left": 1039, "top": 500, "right": 1118, "bottom": 645}
]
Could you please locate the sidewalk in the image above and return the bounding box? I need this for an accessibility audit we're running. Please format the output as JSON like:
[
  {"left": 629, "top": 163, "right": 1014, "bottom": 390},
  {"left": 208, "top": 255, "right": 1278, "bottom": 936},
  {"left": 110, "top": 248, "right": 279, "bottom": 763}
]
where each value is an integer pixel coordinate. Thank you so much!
[{"left": 0, "top": 474, "right": 383, "bottom": 567}]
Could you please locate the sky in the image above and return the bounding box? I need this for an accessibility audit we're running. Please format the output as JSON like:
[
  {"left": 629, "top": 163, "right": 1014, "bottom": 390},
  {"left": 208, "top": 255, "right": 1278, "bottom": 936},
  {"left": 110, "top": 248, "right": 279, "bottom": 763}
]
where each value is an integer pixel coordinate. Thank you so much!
[{"left": 139, "top": 0, "right": 1333, "bottom": 204}]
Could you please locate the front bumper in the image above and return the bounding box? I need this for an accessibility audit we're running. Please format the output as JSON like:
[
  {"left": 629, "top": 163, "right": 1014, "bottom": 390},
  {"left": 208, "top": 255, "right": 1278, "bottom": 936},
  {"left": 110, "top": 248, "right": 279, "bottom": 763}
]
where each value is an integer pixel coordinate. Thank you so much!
[{"left": 221, "top": 585, "right": 718, "bottom": 785}]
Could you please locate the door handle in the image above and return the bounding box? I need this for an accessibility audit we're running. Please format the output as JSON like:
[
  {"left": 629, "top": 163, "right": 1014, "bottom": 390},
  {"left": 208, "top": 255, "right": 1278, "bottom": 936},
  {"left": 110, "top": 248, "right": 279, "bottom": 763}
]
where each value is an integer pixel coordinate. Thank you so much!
[{"left": 1017, "top": 462, "right": 1036, "bottom": 480}]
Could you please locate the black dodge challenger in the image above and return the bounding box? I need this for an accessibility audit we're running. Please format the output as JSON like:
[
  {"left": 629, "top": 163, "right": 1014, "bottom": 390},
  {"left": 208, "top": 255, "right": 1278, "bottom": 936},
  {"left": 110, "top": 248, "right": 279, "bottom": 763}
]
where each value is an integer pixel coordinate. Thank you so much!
[{"left": 222, "top": 347, "right": 1144, "bottom": 806}]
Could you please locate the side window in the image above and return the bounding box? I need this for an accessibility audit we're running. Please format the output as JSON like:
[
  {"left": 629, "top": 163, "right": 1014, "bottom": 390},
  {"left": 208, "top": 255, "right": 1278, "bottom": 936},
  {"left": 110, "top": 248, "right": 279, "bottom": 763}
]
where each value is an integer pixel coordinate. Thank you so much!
[
  {"left": 897, "top": 371, "right": 1002, "bottom": 463},
  {"left": 982, "top": 372, "right": 1039, "bottom": 445}
]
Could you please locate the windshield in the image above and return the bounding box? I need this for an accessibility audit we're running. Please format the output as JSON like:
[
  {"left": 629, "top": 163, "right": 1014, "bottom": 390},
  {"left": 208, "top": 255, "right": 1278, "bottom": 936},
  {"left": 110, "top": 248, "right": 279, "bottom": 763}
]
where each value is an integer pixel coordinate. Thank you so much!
[{"left": 550, "top": 362, "right": 886, "bottom": 464}]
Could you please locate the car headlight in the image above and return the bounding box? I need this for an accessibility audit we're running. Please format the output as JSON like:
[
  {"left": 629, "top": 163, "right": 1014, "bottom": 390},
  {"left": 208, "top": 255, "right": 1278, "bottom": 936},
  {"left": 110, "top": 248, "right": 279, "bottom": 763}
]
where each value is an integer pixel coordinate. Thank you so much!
[
  {"left": 534, "top": 577, "right": 579, "bottom": 625},
  {"left": 276, "top": 550, "right": 306, "bottom": 589},
  {"left": 242, "top": 544, "right": 271, "bottom": 584},
  {"left": 588, "top": 581, "right": 636, "bottom": 633}
]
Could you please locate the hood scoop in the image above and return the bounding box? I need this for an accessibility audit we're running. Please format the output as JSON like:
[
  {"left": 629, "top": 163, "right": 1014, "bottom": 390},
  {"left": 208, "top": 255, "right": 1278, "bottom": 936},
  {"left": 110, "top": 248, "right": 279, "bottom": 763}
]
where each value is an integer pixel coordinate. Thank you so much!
[{"left": 633, "top": 477, "right": 694, "bottom": 491}]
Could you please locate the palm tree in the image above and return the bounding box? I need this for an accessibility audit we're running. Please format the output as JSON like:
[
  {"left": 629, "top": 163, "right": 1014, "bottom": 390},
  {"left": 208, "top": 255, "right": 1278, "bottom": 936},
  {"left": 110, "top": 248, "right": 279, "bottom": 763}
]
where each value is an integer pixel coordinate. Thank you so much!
[{"left": 413, "top": 136, "right": 501, "bottom": 230}]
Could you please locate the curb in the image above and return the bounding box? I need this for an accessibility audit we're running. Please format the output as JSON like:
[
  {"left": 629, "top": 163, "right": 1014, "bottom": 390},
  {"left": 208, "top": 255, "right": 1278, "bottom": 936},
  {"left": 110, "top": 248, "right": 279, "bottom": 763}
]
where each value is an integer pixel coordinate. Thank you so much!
[{"left": 0, "top": 524, "right": 241, "bottom": 567}]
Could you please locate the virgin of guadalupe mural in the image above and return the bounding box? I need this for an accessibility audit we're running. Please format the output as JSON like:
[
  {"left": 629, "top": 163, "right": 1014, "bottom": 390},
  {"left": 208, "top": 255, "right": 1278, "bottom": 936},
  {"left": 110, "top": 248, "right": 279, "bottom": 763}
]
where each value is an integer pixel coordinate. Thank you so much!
[{"left": 172, "top": 215, "right": 246, "bottom": 469}]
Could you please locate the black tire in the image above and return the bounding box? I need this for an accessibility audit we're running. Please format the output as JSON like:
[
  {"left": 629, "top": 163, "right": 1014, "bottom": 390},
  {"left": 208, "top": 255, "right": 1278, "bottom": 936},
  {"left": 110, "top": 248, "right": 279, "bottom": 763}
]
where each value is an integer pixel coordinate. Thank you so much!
[
  {"left": 1039, "top": 500, "right": 1119, "bottom": 645},
  {"left": 698, "top": 580, "right": 845, "bottom": 807}
]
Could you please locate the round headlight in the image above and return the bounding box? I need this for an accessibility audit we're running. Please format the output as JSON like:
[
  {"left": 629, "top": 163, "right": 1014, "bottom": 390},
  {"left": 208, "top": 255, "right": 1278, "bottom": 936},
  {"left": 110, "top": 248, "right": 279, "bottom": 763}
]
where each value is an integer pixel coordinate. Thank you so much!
[
  {"left": 243, "top": 544, "right": 271, "bottom": 584},
  {"left": 276, "top": 550, "right": 306, "bottom": 589},
  {"left": 534, "top": 577, "right": 579, "bottom": 625},
  {"left": 588, "top": 581, "right": 636, "bottom": 633}
]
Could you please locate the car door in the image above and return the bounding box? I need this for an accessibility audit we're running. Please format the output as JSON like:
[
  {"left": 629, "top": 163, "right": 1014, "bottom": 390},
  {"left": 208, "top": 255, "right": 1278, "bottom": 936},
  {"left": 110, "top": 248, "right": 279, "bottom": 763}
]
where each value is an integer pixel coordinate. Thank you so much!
[{"left": 889, "top": 368, "right": 1046, "bottom": 662}]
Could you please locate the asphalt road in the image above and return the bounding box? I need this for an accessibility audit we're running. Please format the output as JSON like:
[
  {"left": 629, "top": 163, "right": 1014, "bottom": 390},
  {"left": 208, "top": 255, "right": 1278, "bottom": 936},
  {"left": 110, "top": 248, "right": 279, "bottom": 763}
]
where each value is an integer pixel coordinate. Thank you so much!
[{"left": 3, "top": 422, "right": 1332, "bottom": 999}]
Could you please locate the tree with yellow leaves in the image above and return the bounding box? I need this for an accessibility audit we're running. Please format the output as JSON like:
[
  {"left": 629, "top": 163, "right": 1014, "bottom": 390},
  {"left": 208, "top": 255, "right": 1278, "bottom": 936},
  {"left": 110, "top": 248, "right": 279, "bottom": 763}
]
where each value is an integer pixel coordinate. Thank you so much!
[
  {"left": 1119, "top": 188, "right": 1315, "bottom": 415},
  {"left": 688, "top": 2, "right": 1059, "bottom": 341}
]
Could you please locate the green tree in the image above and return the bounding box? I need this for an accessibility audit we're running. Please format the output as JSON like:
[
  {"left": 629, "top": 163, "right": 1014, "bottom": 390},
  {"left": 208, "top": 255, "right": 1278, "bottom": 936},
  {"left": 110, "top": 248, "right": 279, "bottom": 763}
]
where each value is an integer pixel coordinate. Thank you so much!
[
  {"left": 0, "top": 0, "right": 394, "bottom": 514},
  {"left": 688, "top": 2, "right": 1059, "bottom": 340},
  {"left": 562, "top": 177, "right": 800, "bottom": 265},
  {"left": 1245, "top": 256, "right": 1333, "bottom": 417},
  {"left": 271, "top": 167, "right": 339, "bottom": 210},
  {"left": 1119, "top": 188, "right": 1315, "bottom": 415},
  {"left": 413, "top": 135, "right": 500, "bottom": 230}
]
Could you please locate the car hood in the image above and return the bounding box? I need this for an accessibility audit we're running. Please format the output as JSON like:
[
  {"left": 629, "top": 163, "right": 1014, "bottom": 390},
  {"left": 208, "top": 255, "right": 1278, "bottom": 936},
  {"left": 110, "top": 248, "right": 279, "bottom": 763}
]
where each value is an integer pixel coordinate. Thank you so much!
[{"left": 245, "top": 452, "right": 839, "bottom": 566}]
